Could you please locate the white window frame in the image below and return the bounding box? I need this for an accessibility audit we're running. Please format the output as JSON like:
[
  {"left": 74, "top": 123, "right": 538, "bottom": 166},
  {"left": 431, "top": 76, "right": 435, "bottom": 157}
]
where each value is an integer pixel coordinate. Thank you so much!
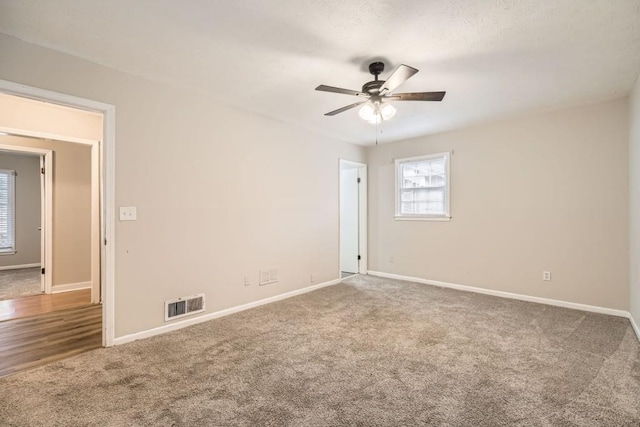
[
  {"left": 395, "top": 152, "right": 451, "bottom": 221},
  {"left": 0, "top": 168, "right": 16, "bottom": 254}
]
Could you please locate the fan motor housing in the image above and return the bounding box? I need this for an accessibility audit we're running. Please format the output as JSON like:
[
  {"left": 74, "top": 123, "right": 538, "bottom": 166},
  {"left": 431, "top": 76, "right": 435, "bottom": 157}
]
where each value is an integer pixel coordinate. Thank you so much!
[{"left": 362, "top": 80, "right": 384, "bottom": 95}]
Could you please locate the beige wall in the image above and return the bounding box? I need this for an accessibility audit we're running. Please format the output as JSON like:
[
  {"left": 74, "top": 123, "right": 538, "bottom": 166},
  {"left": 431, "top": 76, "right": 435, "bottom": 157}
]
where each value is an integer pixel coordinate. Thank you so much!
[
  {"left": 0, "top": 135, "right": 92, "bottom": 287},
  {"left": 630, "top": 76, "right": 640, "bottom": 325},
  {"left": 0, "top": 34, "right": 365, "bottom": 337},
  {"left": 0, "top": 151, "right": 41, "bottom": 267},
  {"left": 367, "top": 98, "right": 629, "bottom": 311}
]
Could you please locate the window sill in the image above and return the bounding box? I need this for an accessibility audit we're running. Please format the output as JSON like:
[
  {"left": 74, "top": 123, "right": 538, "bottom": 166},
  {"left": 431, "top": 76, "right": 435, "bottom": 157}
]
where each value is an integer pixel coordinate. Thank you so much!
[
  {"left": 0, "top": 250, "right": 16, "bottom": 255},
  {"left": 395, "top": 216, "right": 451, "bottom": 222}
]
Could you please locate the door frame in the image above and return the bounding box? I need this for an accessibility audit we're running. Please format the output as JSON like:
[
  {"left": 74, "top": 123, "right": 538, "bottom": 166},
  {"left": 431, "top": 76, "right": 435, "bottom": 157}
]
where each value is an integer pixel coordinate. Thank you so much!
[
  {"left": 0, "top": 133, "right": 100, "bottom": 301},
  {"left": 0, "top": 144, "right": 52, "bottom": 293},
  {"left": 339, "top": 159, "right": 367, "bottom": 276},
  {"left": 39, "top": 155, "right": 45, "bottom": 293},
  {"left": 0, "top": 79, "right": 116, "bottom": 347}
]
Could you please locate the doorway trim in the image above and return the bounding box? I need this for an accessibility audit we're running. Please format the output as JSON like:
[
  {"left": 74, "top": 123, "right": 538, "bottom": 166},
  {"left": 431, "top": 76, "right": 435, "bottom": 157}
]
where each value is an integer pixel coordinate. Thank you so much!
[
  {"left": 0, "top": 144, "right": 52, "bottom": 293},
  {"left": 0, "top": 79, "right": 116, "bottom": 347},
  {"left": 339, "top": 159, "right": 367, "bottom": 276}
]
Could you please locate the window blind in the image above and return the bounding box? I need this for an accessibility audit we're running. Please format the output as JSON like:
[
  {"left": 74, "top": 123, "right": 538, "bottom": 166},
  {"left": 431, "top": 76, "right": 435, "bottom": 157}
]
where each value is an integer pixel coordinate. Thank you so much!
[{"left": 0, "top": 169, "right": 16, "bottom": 252}]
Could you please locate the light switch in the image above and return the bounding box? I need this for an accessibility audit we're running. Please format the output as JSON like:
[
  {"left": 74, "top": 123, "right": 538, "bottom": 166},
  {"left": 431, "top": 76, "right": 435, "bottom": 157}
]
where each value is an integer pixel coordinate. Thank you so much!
[{"left": 119, "top": 206, "right": 137, "bottom": 221}]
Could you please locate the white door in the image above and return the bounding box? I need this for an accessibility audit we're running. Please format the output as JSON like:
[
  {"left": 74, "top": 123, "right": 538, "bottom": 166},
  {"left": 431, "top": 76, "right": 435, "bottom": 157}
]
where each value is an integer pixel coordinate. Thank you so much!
[
  {"left": 340, "top": 167, "right": 359, "bottom": 274},
  {"left": 39, "top": 155, "right": 45, "bottom": 292}
]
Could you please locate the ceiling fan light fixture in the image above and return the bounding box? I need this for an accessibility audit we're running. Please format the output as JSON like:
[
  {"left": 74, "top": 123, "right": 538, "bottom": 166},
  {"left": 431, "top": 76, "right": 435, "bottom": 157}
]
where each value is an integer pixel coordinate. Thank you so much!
[
  {"left": 358, "top": 103, "right": 376, "bottom": 122},
  {"left": 358, "top": 102, "right": 395, "bottom": 124},
  {"left": 380, "top": 103, "right": 396, "bottom": 120}
]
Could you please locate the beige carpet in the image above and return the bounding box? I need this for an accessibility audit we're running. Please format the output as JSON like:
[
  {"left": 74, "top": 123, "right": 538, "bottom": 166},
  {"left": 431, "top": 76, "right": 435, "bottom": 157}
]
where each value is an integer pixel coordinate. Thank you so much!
[
  {"left": 0, "top": 267, "right": 41, "bottom": 301},
  {"left": 1, "top": 274, "right": 639, "bottom": 426}
]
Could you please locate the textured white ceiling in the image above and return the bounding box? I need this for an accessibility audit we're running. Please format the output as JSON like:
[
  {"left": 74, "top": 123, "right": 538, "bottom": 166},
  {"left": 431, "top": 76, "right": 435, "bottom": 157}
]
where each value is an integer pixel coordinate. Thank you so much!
[{"left": 1, "top": 0, "right": 640, "bottom": 145}]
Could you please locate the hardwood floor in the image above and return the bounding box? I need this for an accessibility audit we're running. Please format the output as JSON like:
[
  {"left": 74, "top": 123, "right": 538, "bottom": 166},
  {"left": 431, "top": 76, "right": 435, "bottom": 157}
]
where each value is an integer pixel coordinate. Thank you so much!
[
  {"left": 0, "top": 304, "right": 102, "bottom": 377},
  {"left": 0, "top": 289, "right": 92, "bottom": 322},
  {"left": 0, "top": 290, "right": 101, "bottom": 378}
]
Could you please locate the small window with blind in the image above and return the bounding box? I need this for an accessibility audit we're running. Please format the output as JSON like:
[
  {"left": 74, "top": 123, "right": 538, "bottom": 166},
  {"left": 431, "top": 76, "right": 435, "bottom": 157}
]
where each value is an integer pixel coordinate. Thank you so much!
[
  {"left": 395, "top": 152, "right": 450, "bottom": 220},
  {"left": 0, "top": 169, "right": 16, "bottom": 253}
]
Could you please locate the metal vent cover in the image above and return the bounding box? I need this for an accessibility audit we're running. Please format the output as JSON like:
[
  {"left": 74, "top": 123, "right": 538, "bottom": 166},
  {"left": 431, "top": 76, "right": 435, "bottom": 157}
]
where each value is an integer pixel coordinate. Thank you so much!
[{"left": 165, "top": 294, "right": 205, "bottom": 321}]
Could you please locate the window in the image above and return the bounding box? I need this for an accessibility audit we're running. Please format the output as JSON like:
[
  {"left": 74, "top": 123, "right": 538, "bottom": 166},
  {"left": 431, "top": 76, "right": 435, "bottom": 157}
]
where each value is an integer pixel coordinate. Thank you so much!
[
  {"left": 0, "top": 169, "right": 16, "bottom": 253},
  {"left": 395, "top": 152, "right": 450, "bottom": 220}
]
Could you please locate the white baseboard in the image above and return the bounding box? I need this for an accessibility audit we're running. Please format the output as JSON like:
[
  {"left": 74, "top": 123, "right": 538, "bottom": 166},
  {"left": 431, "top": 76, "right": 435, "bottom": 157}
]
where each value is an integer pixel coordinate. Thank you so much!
[
  {"left": 52, "top": 281, "right": 91, "bottom": 293},
  {"left": 630, "top": 314, "right": 640, "bottom": 342},
  {"left": 0, "top": 263, "right": 40, "bottom": 271},
  {"left": 113, "top": 278, "right": 343, "bottom": 346},
  {"left": 367, "top": 270, "right": 630, "bottom": 318}
]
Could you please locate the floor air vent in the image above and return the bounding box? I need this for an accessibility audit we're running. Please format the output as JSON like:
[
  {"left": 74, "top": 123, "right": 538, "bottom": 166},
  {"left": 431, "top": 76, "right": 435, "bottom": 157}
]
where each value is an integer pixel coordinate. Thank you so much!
[{"left": 165, "top": 294, "right": 205, "bottom": 321}]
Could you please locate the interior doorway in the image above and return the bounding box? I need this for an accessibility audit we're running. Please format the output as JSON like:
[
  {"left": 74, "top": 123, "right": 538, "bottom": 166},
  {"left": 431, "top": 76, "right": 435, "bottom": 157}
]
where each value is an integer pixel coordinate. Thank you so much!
[
  {"left": 0, "top": 133, "right": 98, "bottom": 303},
  {"left": 0, "top": 81, "right": 115, "bottom": 347},
  {"left": 339, "top": 159, "right": 367, "bottom": 278}
]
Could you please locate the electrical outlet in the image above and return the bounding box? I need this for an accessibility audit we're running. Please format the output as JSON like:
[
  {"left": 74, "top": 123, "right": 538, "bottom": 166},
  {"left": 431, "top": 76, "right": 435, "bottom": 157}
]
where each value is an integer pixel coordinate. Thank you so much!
[
  {"left": 119, "top": 206, "right": 137, "bottom": 221},
  {"left": 244, "top": 276, "right": 251, "bottom": 286},
  {"left": 259, "top": 269, "right": 278, "bottom": 286},
  {"left": 543, "top": 271, "right": 551, "bottom": 281},
  {"left": 310, "top": 274, "right": 315, "bottom": 283},
  {"left": 389, "top": 256, "right": 395, "bottom": 263}
]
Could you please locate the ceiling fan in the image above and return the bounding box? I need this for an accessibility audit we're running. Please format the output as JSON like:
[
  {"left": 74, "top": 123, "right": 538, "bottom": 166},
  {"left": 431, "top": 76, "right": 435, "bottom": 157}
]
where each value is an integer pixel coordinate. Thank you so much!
[{"left": 315, "top": 62, "right": 445, "bottom": 124}]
